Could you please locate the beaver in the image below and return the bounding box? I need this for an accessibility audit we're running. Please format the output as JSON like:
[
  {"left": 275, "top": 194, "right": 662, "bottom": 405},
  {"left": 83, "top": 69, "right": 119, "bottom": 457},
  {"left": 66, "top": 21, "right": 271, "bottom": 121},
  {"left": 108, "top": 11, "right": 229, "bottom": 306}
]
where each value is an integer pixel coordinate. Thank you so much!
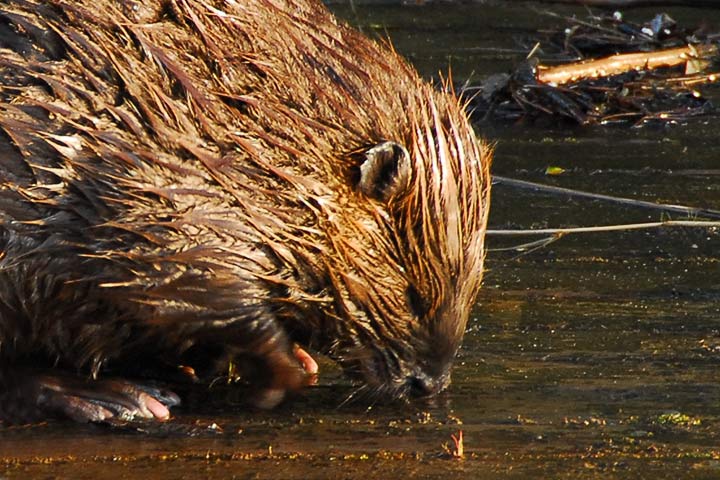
[{"left": 0, "top": 0, "right": 492, "bottom": 423}]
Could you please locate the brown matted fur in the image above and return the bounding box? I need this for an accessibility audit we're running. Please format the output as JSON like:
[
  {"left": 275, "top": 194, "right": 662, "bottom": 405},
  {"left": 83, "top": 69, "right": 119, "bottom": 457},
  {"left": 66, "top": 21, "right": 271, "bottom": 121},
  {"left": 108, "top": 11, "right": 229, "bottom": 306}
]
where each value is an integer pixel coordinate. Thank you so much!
[{"left": 0, "top": 0, "right": 491, "bottom": 422}]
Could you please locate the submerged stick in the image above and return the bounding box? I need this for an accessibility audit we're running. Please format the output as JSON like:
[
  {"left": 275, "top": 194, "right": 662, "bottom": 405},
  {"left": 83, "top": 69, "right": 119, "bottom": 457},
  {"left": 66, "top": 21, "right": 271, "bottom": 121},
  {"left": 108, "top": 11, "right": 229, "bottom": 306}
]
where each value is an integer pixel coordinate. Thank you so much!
[
  {"left": 536, "top": 44, "right": 718, "bottom": 85},
  {"left": 492, "top": 175, "right": 720, "bottom": 219}
]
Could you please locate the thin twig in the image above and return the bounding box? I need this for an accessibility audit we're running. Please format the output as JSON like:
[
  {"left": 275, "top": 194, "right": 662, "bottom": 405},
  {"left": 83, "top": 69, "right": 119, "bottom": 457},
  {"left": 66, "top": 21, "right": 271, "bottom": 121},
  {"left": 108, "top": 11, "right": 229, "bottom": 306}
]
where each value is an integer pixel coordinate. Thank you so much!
[
  {"left": 488, "top": 235, "right": 561, "bottom": 252},
  {"left": 487, "top": 220, "right": 720, "bottom": 236},
  {"left": 532, "top": 0, "right": 720, "bottom": 7},
  {"left": 492, "top": 175, "right": 720, "bottom": 219}
]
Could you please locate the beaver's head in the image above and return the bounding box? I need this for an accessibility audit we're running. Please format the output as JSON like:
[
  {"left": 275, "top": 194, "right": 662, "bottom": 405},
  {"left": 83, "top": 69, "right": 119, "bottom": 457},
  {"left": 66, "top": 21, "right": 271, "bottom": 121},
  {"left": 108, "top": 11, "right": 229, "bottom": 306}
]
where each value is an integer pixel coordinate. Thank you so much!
[
  {"left": 330, "top": 94, "right": 489, "bottom": 400},
  {"left": 276, "top": 81, "right": 491, "bottom": 401}
]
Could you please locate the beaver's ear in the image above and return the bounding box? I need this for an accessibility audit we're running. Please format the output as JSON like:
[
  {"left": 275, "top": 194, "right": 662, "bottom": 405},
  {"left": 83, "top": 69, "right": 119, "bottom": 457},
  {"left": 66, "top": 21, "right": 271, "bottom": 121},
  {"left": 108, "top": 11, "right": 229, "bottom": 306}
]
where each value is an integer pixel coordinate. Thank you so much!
[{"left": 357, "top": 141, "right": 411, "bottom": 202}]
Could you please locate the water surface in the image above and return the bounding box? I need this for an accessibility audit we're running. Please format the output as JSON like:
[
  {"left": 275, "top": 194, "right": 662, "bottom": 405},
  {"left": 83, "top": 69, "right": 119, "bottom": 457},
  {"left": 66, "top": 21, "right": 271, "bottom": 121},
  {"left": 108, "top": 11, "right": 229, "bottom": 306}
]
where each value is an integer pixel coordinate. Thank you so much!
[{"left": 3, "top": 3, "right": 720, "bottom": 479}]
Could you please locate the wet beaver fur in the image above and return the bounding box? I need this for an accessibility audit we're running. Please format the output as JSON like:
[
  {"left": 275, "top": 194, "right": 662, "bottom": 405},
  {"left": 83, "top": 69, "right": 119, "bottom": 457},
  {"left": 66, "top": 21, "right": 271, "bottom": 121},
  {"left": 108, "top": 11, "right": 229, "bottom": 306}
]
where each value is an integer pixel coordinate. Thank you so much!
[{"left": 0, "top": 0, "right": 492, "bottom": 423}]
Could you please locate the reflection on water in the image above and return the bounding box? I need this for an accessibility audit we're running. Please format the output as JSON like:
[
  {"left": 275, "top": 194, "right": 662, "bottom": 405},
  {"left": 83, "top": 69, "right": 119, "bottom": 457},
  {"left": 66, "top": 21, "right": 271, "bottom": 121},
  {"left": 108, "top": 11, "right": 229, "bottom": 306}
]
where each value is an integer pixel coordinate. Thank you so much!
[{"left": 2, "top": 3, "right": 720, "bottom": 479}]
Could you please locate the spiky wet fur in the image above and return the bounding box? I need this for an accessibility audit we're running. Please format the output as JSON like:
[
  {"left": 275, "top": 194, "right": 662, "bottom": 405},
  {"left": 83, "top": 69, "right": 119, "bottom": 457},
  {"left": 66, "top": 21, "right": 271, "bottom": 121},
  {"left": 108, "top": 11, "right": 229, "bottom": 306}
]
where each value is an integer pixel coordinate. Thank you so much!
[{"left": 0, "top": 0, "right": 491, "bottom": 417}]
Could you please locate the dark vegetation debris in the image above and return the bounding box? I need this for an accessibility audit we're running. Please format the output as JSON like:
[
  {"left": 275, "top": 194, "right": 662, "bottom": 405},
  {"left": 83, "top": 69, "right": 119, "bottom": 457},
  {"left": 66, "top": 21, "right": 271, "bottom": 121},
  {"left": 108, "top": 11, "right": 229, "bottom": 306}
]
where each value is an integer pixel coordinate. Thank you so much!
[{"left": 465, "top": 10, "right": 720, "bottom": 126}]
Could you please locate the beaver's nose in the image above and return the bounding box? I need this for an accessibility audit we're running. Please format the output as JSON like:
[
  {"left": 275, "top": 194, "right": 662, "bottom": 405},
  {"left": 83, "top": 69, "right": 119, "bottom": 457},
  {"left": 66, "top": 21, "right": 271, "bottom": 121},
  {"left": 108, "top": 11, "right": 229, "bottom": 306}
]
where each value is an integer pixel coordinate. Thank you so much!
[{"left": 406, "top": 371, "right": 444, "bottom": 398}]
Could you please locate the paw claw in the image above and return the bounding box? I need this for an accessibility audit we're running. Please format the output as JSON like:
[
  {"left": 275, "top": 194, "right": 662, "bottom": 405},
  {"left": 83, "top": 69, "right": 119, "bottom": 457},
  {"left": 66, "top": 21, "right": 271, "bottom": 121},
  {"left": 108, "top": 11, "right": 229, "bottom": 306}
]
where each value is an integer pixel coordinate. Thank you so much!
[
  {"left": 139, "top": 393, "right": 171, "bottom": 421},
  {"left": 293, "top": 345, "right": 318, "bottom": 375}
]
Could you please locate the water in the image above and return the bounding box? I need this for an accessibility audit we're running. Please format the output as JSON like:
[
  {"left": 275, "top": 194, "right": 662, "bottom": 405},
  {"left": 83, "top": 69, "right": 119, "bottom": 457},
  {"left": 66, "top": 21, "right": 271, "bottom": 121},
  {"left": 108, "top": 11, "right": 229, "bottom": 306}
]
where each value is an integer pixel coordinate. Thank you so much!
[{"left": 3, "top": 3, "right": 720, "bottom": 479}]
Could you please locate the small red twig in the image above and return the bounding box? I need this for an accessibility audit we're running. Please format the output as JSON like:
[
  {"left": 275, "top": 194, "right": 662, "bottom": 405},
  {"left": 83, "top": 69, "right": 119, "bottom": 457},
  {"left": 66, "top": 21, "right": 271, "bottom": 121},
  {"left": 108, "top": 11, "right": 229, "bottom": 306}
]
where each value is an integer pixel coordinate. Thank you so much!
[{"left": 451, "top": 430, "right": 464, "bottom": 459}]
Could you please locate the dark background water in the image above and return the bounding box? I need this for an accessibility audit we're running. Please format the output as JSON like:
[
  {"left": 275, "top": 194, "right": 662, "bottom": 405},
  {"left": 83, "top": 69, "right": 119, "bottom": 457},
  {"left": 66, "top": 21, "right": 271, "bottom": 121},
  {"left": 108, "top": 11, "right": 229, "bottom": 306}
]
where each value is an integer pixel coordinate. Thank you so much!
[{"left": 3, "top": 2, "right": 720, "bottom": 479}]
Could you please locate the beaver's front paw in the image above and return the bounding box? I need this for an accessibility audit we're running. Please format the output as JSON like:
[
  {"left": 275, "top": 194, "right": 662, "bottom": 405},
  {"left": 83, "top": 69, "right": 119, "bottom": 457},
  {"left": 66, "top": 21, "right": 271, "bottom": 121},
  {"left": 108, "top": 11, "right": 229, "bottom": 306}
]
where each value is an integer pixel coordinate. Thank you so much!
[{"left": 246, "top": 345, "right": 319, "bottom": 409}]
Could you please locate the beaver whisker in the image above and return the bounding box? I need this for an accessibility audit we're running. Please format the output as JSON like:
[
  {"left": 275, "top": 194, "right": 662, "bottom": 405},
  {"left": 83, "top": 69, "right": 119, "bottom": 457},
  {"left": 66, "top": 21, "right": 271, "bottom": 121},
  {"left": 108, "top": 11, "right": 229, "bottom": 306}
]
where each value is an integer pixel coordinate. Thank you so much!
[{"left": 337, "top": 383, "right": 369, "bottom": 409}]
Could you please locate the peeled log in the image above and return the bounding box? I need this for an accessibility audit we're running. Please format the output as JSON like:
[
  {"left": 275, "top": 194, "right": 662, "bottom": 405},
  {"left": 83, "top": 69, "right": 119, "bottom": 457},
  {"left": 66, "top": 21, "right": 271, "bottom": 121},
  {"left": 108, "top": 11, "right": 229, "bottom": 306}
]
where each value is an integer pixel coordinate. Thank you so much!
[{"left": 536, "top": 44, "right": 719, "bottom": 85}]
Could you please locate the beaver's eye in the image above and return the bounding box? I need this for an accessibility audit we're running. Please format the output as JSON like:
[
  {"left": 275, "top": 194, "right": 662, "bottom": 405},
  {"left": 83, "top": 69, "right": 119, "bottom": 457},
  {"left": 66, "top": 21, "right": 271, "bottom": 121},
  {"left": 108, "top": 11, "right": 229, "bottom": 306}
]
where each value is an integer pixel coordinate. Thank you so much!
[{"left": 406, "top": 284, "right": 429, "bottom": 319}]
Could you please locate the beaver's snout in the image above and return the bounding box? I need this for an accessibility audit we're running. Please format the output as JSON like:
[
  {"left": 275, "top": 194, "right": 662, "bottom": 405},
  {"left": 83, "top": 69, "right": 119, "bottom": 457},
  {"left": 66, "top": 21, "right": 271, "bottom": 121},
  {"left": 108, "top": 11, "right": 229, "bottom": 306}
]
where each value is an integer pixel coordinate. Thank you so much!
[{"left": 405, "top": 368, "right": 450, "bottom": 399}]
